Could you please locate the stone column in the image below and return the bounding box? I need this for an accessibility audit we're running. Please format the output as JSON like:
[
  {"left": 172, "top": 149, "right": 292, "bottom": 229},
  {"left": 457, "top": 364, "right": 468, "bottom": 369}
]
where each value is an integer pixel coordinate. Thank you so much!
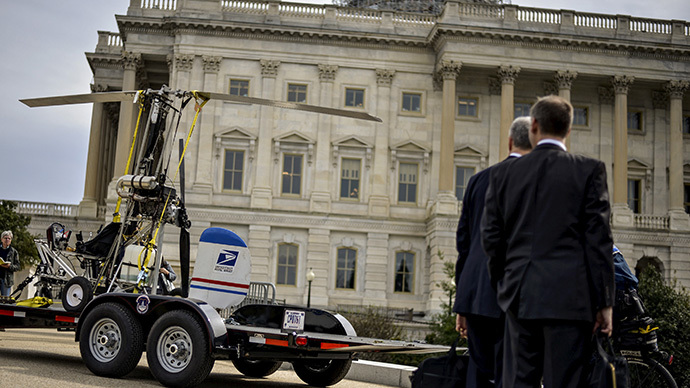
[
  {"left": 193, "top": 55, "right": 222, "bottom": 193},
  {"left": 665, "top": 80, "right": 690, "bottom": 231},
  {"left": 309, "top": 64, "right": 338, "bottom": 213},
  {"left": 432, "top": 60, "right": 461, "bottom": 215},
  {"left": 368, "top": 69, "right": 395, "bottom": 218},
  {"left": 79, "top": 84, "right": 108, "bottom": 219},
  {"left": 364, "top": 232, "right": 389, "bottom": 305},
  {"left": 248, "top": 224, "right": 271, "bottom": 282},
  {"left": 611, "top": 75, "right": 635, "bottom": 228},
  {"left": 250, "top": 59, "right": 280, "bottom": 209},
  {"left": 555, "top": 70, "right": 577, "bottom": 150},
  {"left": 112, "top": 51, "right": 141, "bottom": 182},
  {"left": 498, "top": 65, "right": 520, "bottom": 160}
]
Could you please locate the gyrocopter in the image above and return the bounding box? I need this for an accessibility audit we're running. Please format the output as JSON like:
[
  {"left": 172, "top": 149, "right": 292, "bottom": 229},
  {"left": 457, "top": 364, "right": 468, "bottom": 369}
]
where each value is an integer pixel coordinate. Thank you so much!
[{"left": 0, "top": 86, "right": 450, "bottom": 388}]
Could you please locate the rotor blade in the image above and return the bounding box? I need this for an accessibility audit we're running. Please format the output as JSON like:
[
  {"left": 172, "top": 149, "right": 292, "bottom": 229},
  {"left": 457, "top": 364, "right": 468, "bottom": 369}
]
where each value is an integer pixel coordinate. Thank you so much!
[
  {"left": 198, "top": 92, "right": 382, "bottom": 123},
  {"left": 20, "top": 91, "right": 140, "bottom": 107},
  {"left": 180, "top": 228, "right": 190, "bottom": 298}
]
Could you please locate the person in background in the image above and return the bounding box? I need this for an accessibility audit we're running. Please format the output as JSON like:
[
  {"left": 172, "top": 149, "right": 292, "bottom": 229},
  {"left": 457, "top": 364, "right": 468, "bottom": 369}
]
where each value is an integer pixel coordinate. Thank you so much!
[
  {"left": 0, "top": 230, "right": 21, "bottom": 297},
  {"left": 454, "top": 116, "right": 533, "bottom": 388},
  {"left": 158, "top": 258, "right": 177, "bottom": 295}
]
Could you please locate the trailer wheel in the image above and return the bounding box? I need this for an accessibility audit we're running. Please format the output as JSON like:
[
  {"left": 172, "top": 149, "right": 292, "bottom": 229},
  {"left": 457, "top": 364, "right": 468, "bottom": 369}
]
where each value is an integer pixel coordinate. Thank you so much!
[
  {"left": 79, "top": 302, "right": 144, "bottom": 377},
  {"left": 232, "top": 358, "right": 283, "bottom": 377},
  {"left": 62, "top": 276, "right": 93, "bottom": 312},
  {"left": 147, "top": 310, "right": 215, "bottom": 388},
  {"left": 292, "top": 358, "right": 352, "bottom": 387}
]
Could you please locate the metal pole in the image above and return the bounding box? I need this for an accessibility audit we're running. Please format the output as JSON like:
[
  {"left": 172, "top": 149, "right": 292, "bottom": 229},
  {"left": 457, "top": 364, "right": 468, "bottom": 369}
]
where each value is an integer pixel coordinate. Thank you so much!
[{"left": 307, "top": 280, "right": 312, "bottom": 308}]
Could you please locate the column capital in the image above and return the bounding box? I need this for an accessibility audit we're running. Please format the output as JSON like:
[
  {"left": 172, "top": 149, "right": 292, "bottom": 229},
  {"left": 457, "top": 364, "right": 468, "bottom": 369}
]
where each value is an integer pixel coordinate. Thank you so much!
[
  {"left": 121, "top": 51, "right": 141, "bottom": 71},
  {"left": 652, "top": 90, "right": 669, "bottom": 110},
  {"left": 542, "top": 81, "right": 558, "bottom": 96},
  {"left": 90, "top": 83, "right": 108, "bottom": 93},
  {"left": 436, "top": 60, "right": 462, "bottom": 81},
  {"left": 554, "top": 70, "right": 578, "bottom": 90},
  {"left": 318, "top": 64, "right": 338, "bottom": 82},
  {"left": 497, "top": 65, "right": 520, "bottom": 85},
  {"left": 488, "top": 77, "right": 502, "bottom": 95},
  {"left": 202, "top": 55, "right": 222, "bottom": 73},
  {"left": 260, "top": 59, "right": 280, "bottom": 78},
  {"left": 598, "top": 86, "right": 614, "bottom": 104},
  {"left": 172, "top": 53, "right": 194, "bottom": 71},
  {"left": 611, "top": 75, "right": 634, "bottom": 94},
  {"left": 375, "top": 69, "right": 396, "bottom": 86},
  {"left": 664, "top": 80, "right": 690, "bottom": 99}
]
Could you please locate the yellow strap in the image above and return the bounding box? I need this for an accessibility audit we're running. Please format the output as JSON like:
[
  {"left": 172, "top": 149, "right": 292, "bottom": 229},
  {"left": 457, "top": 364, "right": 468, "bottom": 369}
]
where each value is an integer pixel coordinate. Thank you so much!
[
  {"left": 149, "top": 92, "right": 209, "bottom": 248},
  {"left": 113, "top": 92, "right": 145, "bottom": 223}
]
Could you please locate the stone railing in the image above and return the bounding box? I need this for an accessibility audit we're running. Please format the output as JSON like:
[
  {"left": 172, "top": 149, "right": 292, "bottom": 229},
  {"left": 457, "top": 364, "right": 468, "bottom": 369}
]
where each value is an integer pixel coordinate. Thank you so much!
[
  {"left": 140, "top": 0, "right": 177, "bottom": 10},
  {"left": 95, "top": 31, "right": 123, "bottom": 54},
  {"left": 634, "top": 214, "right": 670, "bottom": 230},
  {"left": 458, "top": 2, "right": 504, "bottom": 19},
  {"left": 14, "top": 201, "right": 78, "bottom": 218},
  {"left": 516, "top": 6, "right": 561, "bottom": 24},
  {"left": 123, "top": 0, "right": 689, "bottom": 39},
  {"left": 574, "top": 12, "right": 617, "bottom": 29}
]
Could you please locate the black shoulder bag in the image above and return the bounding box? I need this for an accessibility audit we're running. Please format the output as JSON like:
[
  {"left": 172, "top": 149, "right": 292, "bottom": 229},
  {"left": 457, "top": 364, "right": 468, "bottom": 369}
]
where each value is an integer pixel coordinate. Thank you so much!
[
  {"left": 589, "top": 331, "right": 629, "bottom": 388},
  {"left": 410, "top": 336, "right": 469, "bottom": 388}
]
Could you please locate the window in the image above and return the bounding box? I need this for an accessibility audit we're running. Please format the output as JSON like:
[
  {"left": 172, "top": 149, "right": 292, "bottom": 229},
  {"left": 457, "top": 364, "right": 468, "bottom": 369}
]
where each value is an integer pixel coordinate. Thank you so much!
[
  {"left": 514, "top": 103, "right": 532, "bottom": 119},
  {"left": 627, "top": 179, "right": 641, "bottom": 213},
  {"left": 398, "top": 163, "right": 418, "bottom": 204},
  {"left": 455, "top": 167, "right": 474, "bottom": 200},
  {"left": 340, "top": 158, "right": 361, "bottom": 199},
  {"left": 277, "top": 243, "right": 298, "bottom": 285},
  {"left": 223, "top": 150, "right": 244, "bottom": 191},
  {"left": 683, "top": 115, "right": 690, "bottom": 135},
  {"left": 345, "top": 88, "right": 365, "bottom": 108},
  {"left": 229, "top": 79, "right": 249, "bottom": 97},
  {"left": 685, "top": 183, "right": 690, "bottom": 213},
  {"left": 457, "top": 97, "right": 478, "bottom": 117},
  {"left": 401, "top": 92, "right": 422, "bottom": 113},
  {"left": 573, "top": 107, "right": 589, "bottom": 127},
  {"left": 281, "top": 154, "right": 302, "bottom": 195},
  {"left": 287, "top": 83, "right": 307, "bottom": 103},
  {"left": 394, "top": 251, "right": 414, "bottom": 293},
  {"left": 336, "top": 248, "right": 357, "bottom": 289},
  {"left": 628, "top": 111, "right": 643, "bottom": 131}
]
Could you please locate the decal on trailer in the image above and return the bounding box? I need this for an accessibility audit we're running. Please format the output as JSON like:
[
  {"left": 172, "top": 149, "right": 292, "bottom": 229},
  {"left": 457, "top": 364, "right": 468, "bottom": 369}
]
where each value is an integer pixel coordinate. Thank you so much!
[{"left": 136, "top": 295, "right": 150, "bottom": 314}]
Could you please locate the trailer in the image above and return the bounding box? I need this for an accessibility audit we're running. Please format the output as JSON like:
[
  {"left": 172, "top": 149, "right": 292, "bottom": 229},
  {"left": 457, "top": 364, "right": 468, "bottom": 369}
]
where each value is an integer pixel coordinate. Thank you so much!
[{"left": 1, "top": 227, "right": 448, "bottom": 388}]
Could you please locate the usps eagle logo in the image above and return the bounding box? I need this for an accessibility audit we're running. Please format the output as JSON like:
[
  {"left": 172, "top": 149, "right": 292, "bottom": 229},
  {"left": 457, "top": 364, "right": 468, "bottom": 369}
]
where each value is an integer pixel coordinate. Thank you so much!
[{"left": 214, "top": 249, "right": 239, "bottom": 274}]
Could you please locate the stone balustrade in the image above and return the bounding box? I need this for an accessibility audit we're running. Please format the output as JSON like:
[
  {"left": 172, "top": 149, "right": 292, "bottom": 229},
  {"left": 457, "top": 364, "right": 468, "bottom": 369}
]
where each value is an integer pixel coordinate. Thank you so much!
[
  {"left": 108, "top": 0, "right": 689, "bottom": 45},
  {"left": 14, "top": 201, "right": 78, "bottom": 217},
  {"left": 634, "top": 214, "right": 670, "bottom": 230}
]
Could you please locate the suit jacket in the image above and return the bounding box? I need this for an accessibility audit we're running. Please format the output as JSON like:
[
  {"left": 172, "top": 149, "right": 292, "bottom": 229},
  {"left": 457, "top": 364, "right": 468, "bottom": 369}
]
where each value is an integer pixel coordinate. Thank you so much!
[
  {"left": 453, "top": 157, "right": 517, "bottom": 318},
  {"left": 481, "top": 143, "right": 614, "bottom": 321}
]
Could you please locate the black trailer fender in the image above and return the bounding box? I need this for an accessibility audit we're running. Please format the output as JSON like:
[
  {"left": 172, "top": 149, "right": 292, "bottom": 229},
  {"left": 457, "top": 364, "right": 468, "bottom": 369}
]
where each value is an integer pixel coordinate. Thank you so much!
[
  {"left": 75, "top": 293, "right": 227, "bottom": 352},
  {"left": 231, "top": 304, "right": 357, "bottom": 336}
]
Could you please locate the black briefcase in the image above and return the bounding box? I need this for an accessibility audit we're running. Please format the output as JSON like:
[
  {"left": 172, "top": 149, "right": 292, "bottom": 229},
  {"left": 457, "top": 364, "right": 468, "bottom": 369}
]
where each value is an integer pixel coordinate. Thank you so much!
[{"left": 410, "top": 337, "right": 468, "bottom": 388}]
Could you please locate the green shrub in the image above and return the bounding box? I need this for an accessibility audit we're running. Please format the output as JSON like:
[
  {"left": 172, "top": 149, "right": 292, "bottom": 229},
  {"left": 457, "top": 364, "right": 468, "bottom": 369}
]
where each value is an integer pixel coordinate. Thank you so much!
[{"left": 637, "top": 266, "right": 690, "bottom": 387}]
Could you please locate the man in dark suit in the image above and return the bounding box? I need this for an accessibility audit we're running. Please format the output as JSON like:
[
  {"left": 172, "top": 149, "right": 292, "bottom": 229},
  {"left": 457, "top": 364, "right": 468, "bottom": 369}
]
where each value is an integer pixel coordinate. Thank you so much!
[
  {"left": 481, "top": 95, "right": 614, "bottom": 388},
  {"left": 454, "top": 116, "right": 532, "bottom": 388}
]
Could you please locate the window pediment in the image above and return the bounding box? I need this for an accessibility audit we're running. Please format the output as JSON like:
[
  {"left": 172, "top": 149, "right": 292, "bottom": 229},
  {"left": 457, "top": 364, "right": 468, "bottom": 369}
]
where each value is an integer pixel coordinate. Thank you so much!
[
  {"left": 214, "top": 126, "right": 256, "bottom": 160},
  {"left": 390, "top": 140, "right": 430, "bottom": 173},
  {"left": 273, "top": 131, "right": 315, "bottom": 165},
  {"left": 628, "top": 157, "right": 651, "bottom": 190},
  {"left": 332, "top": 135, "right": 373, "bottom": 169},
  {"left": 455, "top": 144, "right": 487, "bottom": 169}
]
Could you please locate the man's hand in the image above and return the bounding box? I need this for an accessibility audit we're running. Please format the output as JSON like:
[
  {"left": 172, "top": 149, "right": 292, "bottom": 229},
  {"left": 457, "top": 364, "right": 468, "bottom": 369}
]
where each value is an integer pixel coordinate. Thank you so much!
[
  {"left": 0, "top": 263, "right": 9, "bottom": 269},
  {"left": 594, "top": 306, "right": 613, "bottom": 336},
  {"left": 160, "top": 267, "right": 169, "bottom": 276},
  {"left": 456, "top": 314, "right": 467, "bottom": 338}
]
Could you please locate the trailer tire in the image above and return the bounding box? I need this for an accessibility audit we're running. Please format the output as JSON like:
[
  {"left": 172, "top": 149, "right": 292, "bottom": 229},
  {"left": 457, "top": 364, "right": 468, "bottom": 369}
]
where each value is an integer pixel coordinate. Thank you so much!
[
  {"left": 147, "top": 310, "right": 215, "bottom": 388},
  {"left": 292, "top": 358, "right": 352, "bottom": 387},
  {"left": 79, "top": 302, "right": 144, "bottom": 377},
  {"left": 232, "top": 358, "right": 283, "bottom": 377},
  {"left": 62, "top": 276, "right": 93, "bottom": 312}
]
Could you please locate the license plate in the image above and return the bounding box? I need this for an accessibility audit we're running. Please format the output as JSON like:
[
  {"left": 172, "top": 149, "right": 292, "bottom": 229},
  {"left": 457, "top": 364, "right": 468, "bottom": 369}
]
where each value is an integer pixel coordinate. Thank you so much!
[{"left": 282, "top": 309, "right": 305, "bottom": 333}]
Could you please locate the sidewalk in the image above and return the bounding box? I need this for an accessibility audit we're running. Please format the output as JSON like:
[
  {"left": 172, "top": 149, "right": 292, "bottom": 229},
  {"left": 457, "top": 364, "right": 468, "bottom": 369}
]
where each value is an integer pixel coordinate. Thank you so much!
[{"left": 280, "top": 359, "right": 417, "bottom": 388}]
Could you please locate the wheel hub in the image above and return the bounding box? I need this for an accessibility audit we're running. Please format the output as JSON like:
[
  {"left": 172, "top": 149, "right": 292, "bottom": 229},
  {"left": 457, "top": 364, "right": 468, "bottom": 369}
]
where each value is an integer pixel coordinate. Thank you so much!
[{"left": 89, "top": 318, "right": 121, "bottom": 362}]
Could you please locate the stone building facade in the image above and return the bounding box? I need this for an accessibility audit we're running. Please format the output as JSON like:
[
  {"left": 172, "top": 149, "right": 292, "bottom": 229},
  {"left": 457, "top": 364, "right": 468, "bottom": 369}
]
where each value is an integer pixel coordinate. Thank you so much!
[{"left": 57, "top": 0, "right": 690, "bottom": 315}]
